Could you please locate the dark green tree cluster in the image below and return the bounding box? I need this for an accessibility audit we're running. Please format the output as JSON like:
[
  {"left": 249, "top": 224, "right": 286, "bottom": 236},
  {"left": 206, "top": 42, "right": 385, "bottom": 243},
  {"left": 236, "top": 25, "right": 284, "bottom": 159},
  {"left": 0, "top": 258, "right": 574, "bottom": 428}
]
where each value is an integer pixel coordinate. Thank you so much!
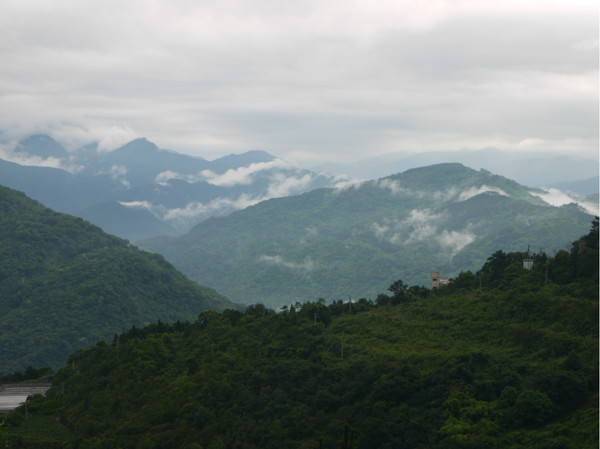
[
  {"left": 0, "top": 366, "right": 53, "bottom": 383},
  {"left": 0, "top": 185, "right": 235, "bottom": 372}
]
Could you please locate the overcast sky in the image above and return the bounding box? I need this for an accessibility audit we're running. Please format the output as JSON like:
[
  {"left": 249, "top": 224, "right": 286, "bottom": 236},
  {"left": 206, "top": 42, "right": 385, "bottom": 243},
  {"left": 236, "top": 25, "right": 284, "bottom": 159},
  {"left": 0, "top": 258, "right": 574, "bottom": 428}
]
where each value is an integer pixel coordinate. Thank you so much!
[{"left": 0, "top": 0, "right": 597, "bottom": 165}]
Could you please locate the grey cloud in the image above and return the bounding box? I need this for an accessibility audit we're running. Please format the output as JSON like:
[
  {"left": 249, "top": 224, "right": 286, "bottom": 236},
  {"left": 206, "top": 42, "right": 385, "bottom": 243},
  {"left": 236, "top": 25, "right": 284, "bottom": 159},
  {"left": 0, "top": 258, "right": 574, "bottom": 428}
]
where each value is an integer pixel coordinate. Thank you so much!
[{"left": 0, "top": 1, "right": 596, "bottom": 164}]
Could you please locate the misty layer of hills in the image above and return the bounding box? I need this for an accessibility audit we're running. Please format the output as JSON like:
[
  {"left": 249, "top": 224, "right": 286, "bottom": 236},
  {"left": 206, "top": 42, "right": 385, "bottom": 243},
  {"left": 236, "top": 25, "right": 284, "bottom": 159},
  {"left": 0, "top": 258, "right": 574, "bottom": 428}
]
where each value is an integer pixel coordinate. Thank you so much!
[
  {"left": 0, "top": 134, "right": 597, "bottom": 243},
  {"left": 0, "top": 134, "right": 336, "bottom": 241},
  {"left": 140, "top": 163, "right": 595, "bottom": 307},
  {"left": 313, "top": 148, "right": 600, "bottom": 194},
  {"left": 0, "top": 133, "right": 596, "bottom": 310}
]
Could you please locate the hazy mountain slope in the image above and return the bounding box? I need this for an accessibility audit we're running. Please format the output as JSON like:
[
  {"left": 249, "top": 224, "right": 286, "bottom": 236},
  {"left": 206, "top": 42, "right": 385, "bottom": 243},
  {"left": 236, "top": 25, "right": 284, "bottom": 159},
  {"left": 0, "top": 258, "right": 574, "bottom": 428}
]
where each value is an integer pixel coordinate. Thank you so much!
[
  {"left": 140, "top": 164, "right": 593, "bottom": 307},
  {"left": 77, "top": 138, "right": 213, "bottom": 187},
  {"left": 77, "top": 201, "right": 175, "bottom": 242},
  {"left": 314, "top": 149, "right": 599, "bottom": 191},
  {"left": 0, "top": 185, "right": 235, "bottom": 372},
  {"left": 13, "top": 133, "right": 70, "bottom": 159},
  {"left": 0, "top": 135, "right": 339, "bottom": 240},
  {"left": 547, "top": 176, "right": 599, "bottom": 195}
]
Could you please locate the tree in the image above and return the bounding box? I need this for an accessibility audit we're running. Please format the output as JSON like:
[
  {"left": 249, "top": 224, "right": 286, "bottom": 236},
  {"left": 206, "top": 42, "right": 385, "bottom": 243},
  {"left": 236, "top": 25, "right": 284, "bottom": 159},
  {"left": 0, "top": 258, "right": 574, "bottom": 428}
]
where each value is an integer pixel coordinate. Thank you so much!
[
  {"left": 388, "top": 279, "right": 407, "bottom": 296},
  {"left": 513, "top": 390, "right": 554, "bottom": 426}
]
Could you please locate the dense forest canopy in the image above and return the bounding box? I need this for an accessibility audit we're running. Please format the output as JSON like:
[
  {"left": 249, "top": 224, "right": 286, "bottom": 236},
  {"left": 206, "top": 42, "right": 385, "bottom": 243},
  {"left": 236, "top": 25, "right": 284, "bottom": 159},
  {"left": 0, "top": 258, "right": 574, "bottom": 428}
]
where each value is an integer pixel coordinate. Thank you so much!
[
  {"left": 0, "top": 185, "right": 235, "bottom": 372},
  {"left": 2, "top": 220, "right": 597, "bottom": 448}
]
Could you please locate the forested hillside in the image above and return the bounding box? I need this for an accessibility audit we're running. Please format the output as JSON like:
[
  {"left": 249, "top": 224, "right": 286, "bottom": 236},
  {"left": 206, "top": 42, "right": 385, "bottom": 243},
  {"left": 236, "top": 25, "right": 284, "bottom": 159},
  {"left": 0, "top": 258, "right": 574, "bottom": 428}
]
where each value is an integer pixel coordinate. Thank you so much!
[
  {"left": 0, "top": 185, "right": 234, "bottom": 372},
  {"left": 141, "top": 163, "right": 594, "bottom": 307},
  {"left": 4, "top": 221, "right": 597, "bottom": 448}
]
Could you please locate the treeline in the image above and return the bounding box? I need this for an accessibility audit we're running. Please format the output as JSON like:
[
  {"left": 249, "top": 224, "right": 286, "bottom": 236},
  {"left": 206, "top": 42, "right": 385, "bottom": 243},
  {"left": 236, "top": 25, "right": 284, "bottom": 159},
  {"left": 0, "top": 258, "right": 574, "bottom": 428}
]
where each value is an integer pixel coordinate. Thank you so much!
[
  {"left": 2, "top": 220, "right": 598, "bottom": 448},
  {"left": 0, "top": 366, "right": 53, "bottom": 384}
]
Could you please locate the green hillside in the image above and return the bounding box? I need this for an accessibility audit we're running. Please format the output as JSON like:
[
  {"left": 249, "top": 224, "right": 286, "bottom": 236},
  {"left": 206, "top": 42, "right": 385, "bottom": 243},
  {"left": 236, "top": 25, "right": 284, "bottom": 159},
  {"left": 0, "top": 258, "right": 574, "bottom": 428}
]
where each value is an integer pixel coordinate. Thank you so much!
[
  {"left": 140, "top": 163, "right": 593, "bottom": 307},
  {"left": 3, "top": 222, "right": 597, "bottom": 448},
  {"left": 0, "top": 185, "right": 234, "bottom": 372}
]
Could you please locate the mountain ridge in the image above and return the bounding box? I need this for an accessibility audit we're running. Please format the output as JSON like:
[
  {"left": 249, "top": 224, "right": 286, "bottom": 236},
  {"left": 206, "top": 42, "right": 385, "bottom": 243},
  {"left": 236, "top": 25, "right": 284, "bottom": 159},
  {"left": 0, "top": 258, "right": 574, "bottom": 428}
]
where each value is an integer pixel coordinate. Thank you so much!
[
  {"left": 0, "top": 134, "right": 338, "bottom": 241},
  {"left": 0, "top": 185, "right": 235, "bottom": 372},
  {"left": 140, "top": 163, "right": 593, "bottom": 307}
]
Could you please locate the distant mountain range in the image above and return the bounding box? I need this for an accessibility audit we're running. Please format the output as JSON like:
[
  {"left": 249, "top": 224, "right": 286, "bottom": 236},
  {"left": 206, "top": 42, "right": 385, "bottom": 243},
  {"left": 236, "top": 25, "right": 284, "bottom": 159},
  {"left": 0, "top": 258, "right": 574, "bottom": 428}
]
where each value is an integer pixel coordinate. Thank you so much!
[
  {"left": 140, "top": 163, "right": 595, "bottom": 308},
  {"left": 0, "top": 134, "right": 597, "bottom": 243},
  {"left": 313, "top": 148, "right": 599, "bottom": 195},
  {"left": 0, "top": 134, "right": 338, "bottom": 241},
  {"left": 0, "top": 185, "right": 235, "bottom": 372}
]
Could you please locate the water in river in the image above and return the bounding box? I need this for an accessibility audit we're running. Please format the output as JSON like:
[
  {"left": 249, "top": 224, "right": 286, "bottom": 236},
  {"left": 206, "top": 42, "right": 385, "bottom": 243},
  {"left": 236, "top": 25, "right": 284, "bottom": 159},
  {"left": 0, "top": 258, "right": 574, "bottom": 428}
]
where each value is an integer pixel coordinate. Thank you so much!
[{"left": 0, "top": 383, "right": 51, "bottom": 413}]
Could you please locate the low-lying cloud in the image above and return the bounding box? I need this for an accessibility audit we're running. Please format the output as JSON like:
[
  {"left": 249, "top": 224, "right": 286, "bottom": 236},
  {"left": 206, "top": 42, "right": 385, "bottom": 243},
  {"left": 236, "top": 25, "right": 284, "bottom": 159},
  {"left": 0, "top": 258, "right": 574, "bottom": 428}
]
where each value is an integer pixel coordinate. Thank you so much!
[
  {"left": 155, "top": 159, "right": 292, "bottom": 186},
  {"left": 265, "top": 173, "right": 314, "bottom": 198},
  {"left": 333, "top": 178, "right": 366, "bottom": 192},
  {"left": 99, "top": 164, "right": 129, "bottom": 187},
  {"left": 120, "top": 194, "right": 263, "bottom": 229},
  {"left": 532, "top": 188, "right": 599, "bottom": 216},
  {"left": 0, "top": 143, "right": 80, "bottom": 172},
  {"left": 458, "top": 185, "right": 508, "bottom": 201},
  {"left": 155, "top": 159, "right": 322, "bottom": 205},
  {"left": 375, "top": 180, "right": 460, "bottom": 202},
  {"left": 259, "top": 255, "right": 317, "bottom": 273},
  {"left": 371, "top": 208, "right": 476, "bottom": 257},
  {"left": 404, "top": 209, "right": 442, "bottom": 244},
  {"left": 377, "top": 179, "right": 409, "bottom": 196},
  {"left": 162, "top": 194, "right": 262, "bottom": 227},
  {"left": 202, "top": 159, "right": 292, "bottom": 187},
  {"left": 437, "top": 229, "right": 476, "bottom": 256}
]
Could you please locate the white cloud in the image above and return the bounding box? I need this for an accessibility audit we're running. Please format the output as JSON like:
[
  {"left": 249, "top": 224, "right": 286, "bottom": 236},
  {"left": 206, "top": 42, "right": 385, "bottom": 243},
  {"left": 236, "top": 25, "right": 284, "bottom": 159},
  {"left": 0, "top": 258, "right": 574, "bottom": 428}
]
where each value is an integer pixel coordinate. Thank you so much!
[
  {"left": 157, "top": 159, "right": 292, "bottom": 187},
  {"left": 371, "top": 209, "right": 442, "bottom": 245},
  {"left": 50, "top": 123, "right": 137, "bottom": 152},
  {"left": 532, "top": 187, "right": 599, "bottom": 215},
  {"left": 259, "top": 255, "right": 317, "bottom": 273},
  {"left": 119, "top": 195, "right": 263, "bottom": 228},
  {"left": 378, "top": 179, "right": 408, "bottom": 196},
  {"left": 201, "top": 159, "right": 291, "bottom": 187},
  {"left": 266, "top": 173, "right": 314, "bottom": 198},
  {"left": 371, "top": 208, "right": 475, "bottom": 256},
  {"left": 334, "top": 178, "right": 366, "bottom": 191},
  {"left": 437, "top": 229, "right": 476, "bottom": 256},
  {"left": 458, "top": 185, "right": 508, "bottom": 201},
  {"left": 404, "top": 209, "right": 442, "bottom": 244},
  {"left": 102, "top": 165, "right": 129, "bottom": 187},
  {"left": 118, "top": 200, "right": 162, "bottom": 217},
  {"left": 161, "top": 194, "right": 262, "bottom": 226},
  {"left": 0, "top": 142, "right": 81, "bottom": 172},
  {"left": 372, "top": 222, "right": 391, "bottom": 240}
]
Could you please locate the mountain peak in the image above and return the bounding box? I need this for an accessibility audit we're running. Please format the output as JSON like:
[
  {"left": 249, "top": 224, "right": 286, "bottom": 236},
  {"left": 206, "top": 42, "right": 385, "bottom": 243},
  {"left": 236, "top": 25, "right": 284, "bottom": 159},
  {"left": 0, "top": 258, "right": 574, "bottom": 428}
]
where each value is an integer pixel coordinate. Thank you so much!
[
  {"left": 386, "top": 162, "right": 476, "bottom": 183},
  {"left": 114, "top": 138, "right": 160, "bottom": 155},
  {"left": 14, "top": 134, "right": 69, "bottom": 159},
  {"left": 212, "top": 150, "right": 276, "bottom": 169}
]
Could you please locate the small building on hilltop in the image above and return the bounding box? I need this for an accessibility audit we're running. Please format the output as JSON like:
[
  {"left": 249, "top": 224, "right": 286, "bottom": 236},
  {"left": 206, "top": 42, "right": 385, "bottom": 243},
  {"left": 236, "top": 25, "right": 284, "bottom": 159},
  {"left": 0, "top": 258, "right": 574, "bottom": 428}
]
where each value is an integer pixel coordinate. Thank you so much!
[{"left": 431, "top": 272, "right": 450, "bottom": 289}]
